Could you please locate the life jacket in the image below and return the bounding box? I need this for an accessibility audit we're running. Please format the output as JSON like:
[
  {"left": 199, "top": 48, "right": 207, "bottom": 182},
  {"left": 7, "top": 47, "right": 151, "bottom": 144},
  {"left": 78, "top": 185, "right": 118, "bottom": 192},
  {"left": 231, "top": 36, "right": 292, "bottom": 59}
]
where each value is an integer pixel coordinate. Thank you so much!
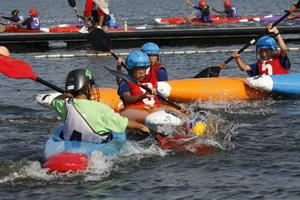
[
  {"left": 257, "top": 54, "right": 289, "bottom": 75},
  {"left": 63, "top": 99, "right": 112, "bottom": 143},
  {"left": 225, "top": 6, "right": 237, "bottom": 17},
  {"left": 145, "top": 63, "right": 161, "bottom": 80},
  {"left": 126, "top": 73, "right": 160, "bottom": 108},
  {"left": 29, "top": 17, "right": 40, "bottom": 30}
]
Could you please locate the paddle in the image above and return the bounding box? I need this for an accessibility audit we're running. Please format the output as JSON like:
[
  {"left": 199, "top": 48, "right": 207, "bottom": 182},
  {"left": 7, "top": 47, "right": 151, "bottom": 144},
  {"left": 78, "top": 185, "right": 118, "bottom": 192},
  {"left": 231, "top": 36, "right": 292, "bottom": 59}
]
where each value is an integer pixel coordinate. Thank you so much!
[
  {"left": 104, "top": 66, "right": 183, "bottom": 110},
  {"left": 0, "top": 54, "right": 65, "bottom": 93},
  {"left": 68, "top": 0, "right": 83, "bottom": 23},
  {"left": 88, "top": 28, "right": 121, "bottom": 62},
  {"left": 194, "top": 11, "right": 291, "bottom": 78}
]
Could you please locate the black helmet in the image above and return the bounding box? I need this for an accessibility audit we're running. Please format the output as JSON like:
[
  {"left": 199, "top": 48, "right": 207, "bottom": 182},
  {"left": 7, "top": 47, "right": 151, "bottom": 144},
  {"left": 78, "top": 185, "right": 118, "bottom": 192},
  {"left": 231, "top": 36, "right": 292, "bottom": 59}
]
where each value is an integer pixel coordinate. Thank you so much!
[
  {"left": 65, "top": 69, "right": 95, "bottom": 93},
  {"left": 11, "top": 10, "right": 19, "bottom": 17}
]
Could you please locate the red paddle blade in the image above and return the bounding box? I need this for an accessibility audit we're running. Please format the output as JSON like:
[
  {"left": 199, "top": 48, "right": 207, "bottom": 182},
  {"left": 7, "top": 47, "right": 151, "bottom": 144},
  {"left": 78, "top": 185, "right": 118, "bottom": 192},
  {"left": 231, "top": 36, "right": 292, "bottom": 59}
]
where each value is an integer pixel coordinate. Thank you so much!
[{"left": 0, "top": 54, "right": 37, "bottom": 80}]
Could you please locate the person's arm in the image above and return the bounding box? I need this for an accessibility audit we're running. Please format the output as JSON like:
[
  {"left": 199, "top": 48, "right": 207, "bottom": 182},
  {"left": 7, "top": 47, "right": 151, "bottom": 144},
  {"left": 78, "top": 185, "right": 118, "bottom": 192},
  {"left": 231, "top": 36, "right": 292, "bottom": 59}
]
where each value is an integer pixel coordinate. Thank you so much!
[
  {"left": 157, "top": 67, "right": 168, "bottom": 81},
  {"left": 127, "top": 119, "right": 150, "bottom": 133},
  {"left": 186, "top": 0, "right": 195, "bottom": 7},
  {"left": 267, "top": 24, "right": 286, "bottom": 57},
  {"left": 121, "top": 91, "right": 151, "bottom": 105},
  {"left": 211, "top": 7, "right": 224, "bottom": 16},
  {"left": 231, "top": 51, "right": 252, "bottom": 72},
  {"left": 21, "top": 17, "right": 32, "bottom": 27}
]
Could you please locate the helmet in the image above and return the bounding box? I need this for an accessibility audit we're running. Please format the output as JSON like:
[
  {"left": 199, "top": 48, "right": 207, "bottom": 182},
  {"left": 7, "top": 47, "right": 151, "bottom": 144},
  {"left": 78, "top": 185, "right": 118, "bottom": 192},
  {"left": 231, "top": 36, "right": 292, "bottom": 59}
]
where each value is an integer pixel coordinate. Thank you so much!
[
  {"left": 141, "top": 42, "right": 160, "bottom": 56},
  {"left": 224, "top": 0, "right": 231, "bottom": 8},
  {"left": 11, "top": 10, "right": 19, "bottom": 17},
  {"left": 29, "top": 8, "right": 38, "bottom": 17},
  {"left": 199, "top": 0, "right": 206, "bottom": 7},
  {"left": 65, "top": 69, "right": 95, "bottom": 93},
  {"left": 256, "top": 36, "right": 278, "bottom": 51},
  {"left": 125, "top": 51, "right": 150, "bottom": 71}
]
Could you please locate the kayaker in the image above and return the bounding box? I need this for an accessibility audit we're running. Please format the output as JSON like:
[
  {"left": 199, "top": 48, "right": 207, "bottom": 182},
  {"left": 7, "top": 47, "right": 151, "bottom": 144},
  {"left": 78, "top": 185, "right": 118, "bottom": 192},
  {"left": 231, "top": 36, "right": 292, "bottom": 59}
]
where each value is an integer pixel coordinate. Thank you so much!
[
  {"left": 20, "top": 8, "right": 40, "bottom": 30},
  {"left": 231, "top": 24, "right": 290, "bottom": 76},
  {"left": 0, "top": 46, "right": 10, "bottom": 56},
  {"left": 0, "top": 10, "right": 24, "bottom": 23},
  {"left": 80, "top": 0, "right": 110, "bottom": 33},
  {"left": 117, "top": 51, "right": 160, "bottom": 108},
  {"left": 187, "top": 0, "right": 212, "bottom": 23},
  {"left": 51, "top": 68, "right": 150, "bottom": 143},
  {"left": 290, "top": 0, "right": 300, "bottom": 12},
  {"left": 212, "top": 0, "right": 238, "bottom": 18},
  {"left": 141, "top": 42, "right": 168, "bottom": 81},
  {"left": 117, "top": 51, "right": 188, "bottom": 125}
]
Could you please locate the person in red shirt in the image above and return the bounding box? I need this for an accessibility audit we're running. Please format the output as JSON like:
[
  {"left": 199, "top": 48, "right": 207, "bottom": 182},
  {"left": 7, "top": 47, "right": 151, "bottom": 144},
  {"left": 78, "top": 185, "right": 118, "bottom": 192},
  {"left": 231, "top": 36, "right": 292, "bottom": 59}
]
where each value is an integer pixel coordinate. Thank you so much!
[
  {"left": 80, "top": 0, "right": 109, "bottom": 32},
  {"left": 231, "top": 24, "right": 290, "bottom": 76}
]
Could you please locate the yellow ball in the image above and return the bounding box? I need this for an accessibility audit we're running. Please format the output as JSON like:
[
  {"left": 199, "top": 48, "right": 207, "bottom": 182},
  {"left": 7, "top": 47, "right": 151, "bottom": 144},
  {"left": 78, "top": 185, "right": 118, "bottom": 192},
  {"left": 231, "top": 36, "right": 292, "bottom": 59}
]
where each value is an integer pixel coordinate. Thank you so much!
[{"left": 193, "top": 121, "right": 207, "bottom": 136}]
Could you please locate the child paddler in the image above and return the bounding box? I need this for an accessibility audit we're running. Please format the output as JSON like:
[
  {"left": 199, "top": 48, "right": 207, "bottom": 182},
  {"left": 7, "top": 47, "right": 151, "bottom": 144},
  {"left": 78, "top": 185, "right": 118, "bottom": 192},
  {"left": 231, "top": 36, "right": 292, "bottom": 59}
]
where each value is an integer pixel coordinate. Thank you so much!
[
  {"left": 1, "top": 10, "right": 24, "bottom": 23},
  {"left": 231, "top": 24, "right": 290, "bottom": 76},
  {"left": 20, "top": 8, "right": 40, "bottom": 30},
  {"left": 212, "top": 0, "right": 238, "bottom": 18},
  {"left": 141, "top": 42, "right": 168, "bottom": 81},
  {"left": 51, "top": 69, "right": 149, "bottom": 143},
  {"left": 187, "top": 0, "right": 212, "bottom": 23}
]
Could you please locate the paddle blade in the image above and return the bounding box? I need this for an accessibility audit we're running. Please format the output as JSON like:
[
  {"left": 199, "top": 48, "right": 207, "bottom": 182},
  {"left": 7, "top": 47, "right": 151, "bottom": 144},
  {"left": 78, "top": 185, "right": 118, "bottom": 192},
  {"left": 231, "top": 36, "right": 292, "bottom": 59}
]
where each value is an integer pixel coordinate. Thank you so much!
[
  {"left": 88, "top": 28, "right": 112, "bottom": 52},
  {"left": 68, "top": 0, "right": 76, "bottom": 7},
  {"left": 194, "top": 66, "right": 221, "bottom": 78},
  {"left": 0, "top": 55, "right": 37, "bottom": 80}
]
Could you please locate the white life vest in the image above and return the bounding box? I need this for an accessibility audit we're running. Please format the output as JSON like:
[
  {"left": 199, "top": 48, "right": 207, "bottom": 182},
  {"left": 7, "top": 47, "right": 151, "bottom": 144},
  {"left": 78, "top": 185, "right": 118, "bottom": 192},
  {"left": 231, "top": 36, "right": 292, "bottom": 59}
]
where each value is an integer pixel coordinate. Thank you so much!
[{"left": 63, "top": 100, "right": 111, "bottom": 143}]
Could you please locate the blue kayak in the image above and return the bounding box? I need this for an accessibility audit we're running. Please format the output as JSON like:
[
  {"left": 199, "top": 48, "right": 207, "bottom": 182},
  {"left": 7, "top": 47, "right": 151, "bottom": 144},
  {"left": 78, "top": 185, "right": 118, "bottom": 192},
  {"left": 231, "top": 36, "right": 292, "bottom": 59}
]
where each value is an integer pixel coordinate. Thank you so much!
[
  {"left": 43, "top": 124, "right": 127, "bottom": 172},
  {"left": 245, "top": 73, "right": 300, "bottom": 96}
]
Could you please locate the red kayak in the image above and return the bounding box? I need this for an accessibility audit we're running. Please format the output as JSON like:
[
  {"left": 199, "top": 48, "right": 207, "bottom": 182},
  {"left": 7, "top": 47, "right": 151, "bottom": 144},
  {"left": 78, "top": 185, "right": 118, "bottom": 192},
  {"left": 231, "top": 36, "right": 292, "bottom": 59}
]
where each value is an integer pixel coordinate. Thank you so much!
[
  {"left": 2, "top": 24, "right": 146, "bottom": 33},
  {"left": 155, "top": 15, "right": 263, "bottom": 25},
  {"left": 47, "top": 24, "right": 146, "bottom": 33},
  {"left": 3, "top": 25, "right": 41, "bottom": 33},
  {"left": 157, "top": 134, "right": 216, "bottom": 156}
]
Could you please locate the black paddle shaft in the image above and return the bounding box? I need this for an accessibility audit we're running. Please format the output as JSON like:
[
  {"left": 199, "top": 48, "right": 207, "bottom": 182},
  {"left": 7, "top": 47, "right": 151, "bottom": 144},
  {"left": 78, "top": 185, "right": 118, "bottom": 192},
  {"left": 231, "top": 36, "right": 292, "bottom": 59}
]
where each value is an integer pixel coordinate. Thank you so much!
[
  {"left": 36, "top": 77, "right": 65, "bottom": 93},
  {"left": 104, "top": 67, "right": 182, "bottom": 110},
  {"left": 222, "top": 11, "right": 291, "bottom": 65}
]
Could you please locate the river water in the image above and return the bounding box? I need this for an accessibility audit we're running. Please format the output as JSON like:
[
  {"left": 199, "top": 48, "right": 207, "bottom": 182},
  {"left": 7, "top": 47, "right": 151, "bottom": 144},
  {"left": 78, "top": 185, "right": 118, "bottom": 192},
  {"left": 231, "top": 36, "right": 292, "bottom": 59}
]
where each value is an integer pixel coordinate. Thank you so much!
[{"left": 1, "top": 0, "right": 300, "bottom": 199}]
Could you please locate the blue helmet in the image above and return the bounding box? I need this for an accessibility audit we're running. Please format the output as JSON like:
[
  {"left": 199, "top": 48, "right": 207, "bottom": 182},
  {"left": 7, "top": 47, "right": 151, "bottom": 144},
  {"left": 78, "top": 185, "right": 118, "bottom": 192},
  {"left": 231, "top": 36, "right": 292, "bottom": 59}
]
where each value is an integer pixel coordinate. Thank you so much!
[
  {"left": 256, "top": 36, "right": 278, "bottom": 51},
  {"left": 125, "top": 51, "right": 150, "bottom": 70},
  {"left": 141, "top": 42, "right": 160, "bottom": 56}
]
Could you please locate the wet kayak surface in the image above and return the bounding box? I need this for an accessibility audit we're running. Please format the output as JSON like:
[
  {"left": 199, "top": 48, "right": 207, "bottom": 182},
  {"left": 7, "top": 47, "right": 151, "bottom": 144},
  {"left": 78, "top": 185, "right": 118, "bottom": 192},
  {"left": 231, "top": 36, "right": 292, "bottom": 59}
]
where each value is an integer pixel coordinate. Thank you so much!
[{"left": 1, "top": 0, "right": 300, "bottom": 199}]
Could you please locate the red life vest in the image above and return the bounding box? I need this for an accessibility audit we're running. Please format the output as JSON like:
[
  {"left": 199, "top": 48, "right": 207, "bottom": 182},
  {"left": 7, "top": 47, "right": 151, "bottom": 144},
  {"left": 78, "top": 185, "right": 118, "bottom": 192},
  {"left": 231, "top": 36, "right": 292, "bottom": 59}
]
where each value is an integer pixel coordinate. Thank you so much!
[
  {"left": 145, "top": 63, "right": 161, "bottom": 82},
  {"left": 126, "top": 73, "right": 160, "bottom": 108},
  {"left": 257, "top": 54, "right": 288, "bottom": 75}
]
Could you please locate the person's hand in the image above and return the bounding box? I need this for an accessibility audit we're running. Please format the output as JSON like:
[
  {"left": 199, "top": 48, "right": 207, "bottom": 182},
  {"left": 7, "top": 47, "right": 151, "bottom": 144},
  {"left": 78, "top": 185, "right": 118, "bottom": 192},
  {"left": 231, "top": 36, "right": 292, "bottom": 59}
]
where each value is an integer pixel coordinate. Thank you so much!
[
  {"left": 139, "top": 124, "right": 150, "bottom": 134},
  {"left": 267, "top": 23, "right": 279, "bottom": 35},
  {"left": 218, "top": 62, "right": 226, "bottom": 69},
  {"left": 231, "top": 51, "right": 240, "bottom": 60},
  {"left": 290, "top": 4, "right": 297, "bottom": 13},
  {"left": 117, "top": 57, "right": 125, "bottom": 67},
  {"left": 180, "top": 104, "right": 190, "bottom": 114}
]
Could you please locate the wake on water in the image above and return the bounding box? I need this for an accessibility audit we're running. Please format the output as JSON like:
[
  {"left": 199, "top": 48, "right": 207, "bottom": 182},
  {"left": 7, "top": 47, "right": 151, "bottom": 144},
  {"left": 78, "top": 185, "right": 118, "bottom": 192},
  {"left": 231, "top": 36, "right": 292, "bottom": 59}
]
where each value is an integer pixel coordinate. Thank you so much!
[{"left": 1, "top": 100, "right": 274, "bottom": 184}]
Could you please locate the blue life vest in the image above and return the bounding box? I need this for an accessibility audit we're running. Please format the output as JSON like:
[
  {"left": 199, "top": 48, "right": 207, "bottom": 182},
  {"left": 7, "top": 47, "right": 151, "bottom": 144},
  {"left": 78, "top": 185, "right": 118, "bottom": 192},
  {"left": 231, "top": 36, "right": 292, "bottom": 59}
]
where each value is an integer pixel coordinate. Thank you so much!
[{"left": 30, "top": 17, "right": 40, "bottom": 30}]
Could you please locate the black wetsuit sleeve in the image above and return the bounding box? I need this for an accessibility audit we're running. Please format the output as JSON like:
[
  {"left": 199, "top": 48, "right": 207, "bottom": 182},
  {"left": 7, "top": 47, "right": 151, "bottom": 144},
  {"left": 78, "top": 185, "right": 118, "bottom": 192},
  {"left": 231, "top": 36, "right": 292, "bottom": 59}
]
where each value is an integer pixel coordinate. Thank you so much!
[{"left": 22, "top": 18, "right": 33, "bottom": 27}]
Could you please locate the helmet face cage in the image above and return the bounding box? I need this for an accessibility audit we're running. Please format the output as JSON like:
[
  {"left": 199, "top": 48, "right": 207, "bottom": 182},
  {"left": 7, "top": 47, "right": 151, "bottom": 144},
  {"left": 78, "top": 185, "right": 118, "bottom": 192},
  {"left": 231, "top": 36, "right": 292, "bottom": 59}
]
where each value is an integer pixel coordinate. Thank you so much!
[{"left": 89, "top": 82, "right": 101, "bottom": 102}]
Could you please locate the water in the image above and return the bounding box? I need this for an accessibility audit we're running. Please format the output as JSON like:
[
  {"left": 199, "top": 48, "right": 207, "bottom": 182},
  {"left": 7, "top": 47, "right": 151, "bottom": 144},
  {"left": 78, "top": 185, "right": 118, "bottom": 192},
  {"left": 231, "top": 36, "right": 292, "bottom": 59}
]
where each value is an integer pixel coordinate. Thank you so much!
[{"left": 1, "top": 0, "right": 300, "bottom": 199}]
